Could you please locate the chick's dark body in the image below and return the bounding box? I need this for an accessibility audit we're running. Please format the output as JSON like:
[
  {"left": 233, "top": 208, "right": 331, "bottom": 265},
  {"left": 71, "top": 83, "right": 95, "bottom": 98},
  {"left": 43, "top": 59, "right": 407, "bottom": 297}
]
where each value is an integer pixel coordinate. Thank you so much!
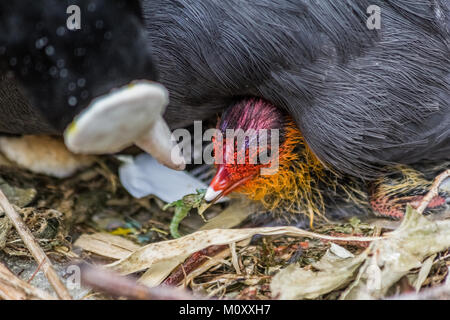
[{"left": 143, "top": 0, "right": 450, "bottom": 178}]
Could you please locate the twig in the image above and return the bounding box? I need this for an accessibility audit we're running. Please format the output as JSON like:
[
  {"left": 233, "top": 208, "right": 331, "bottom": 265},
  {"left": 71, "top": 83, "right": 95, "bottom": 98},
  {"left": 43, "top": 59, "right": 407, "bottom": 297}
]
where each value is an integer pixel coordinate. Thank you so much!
[
  {"left": 0, "top": 189, "right": 72, "bottom": 300},
  {"left": 0, "top": 262, "right": 56, "bottom": 300},
  {"left": 389, "top": 282, "right": 450, "bottom": 300},
  {"left": 416, "top": 169, "right": 450, "bottom": 214},
  {"left": 79, "top": 263, "right": 201, "bottom": 300}
]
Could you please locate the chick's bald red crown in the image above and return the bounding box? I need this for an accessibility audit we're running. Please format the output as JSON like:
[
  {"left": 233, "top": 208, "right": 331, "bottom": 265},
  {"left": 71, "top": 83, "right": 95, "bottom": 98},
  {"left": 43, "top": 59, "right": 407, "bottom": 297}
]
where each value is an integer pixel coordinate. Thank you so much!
[{"left": 169, "top": 98, "right": 283, "bottom": 170}]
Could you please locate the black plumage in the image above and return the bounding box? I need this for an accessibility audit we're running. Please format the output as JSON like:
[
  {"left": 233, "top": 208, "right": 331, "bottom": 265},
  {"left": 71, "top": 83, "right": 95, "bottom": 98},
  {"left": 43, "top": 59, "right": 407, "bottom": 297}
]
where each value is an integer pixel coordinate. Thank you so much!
[{"left": 0, "top": 0, "right": 157, "bottom": 134}]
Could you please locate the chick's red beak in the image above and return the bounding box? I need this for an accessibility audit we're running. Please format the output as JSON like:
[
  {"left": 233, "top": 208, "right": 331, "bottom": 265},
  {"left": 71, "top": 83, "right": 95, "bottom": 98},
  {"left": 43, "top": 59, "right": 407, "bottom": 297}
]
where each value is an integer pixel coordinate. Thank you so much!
[{"left": 204, "top": 165, "right": 254, "bottom": 203}]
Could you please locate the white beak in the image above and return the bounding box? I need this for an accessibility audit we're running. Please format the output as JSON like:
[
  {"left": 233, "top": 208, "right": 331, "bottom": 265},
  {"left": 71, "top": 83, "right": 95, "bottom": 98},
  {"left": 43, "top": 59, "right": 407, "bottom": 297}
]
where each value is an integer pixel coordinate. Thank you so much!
[
  {"left": 63, "top": 81, "right": 185, "bottom": 170},
  {"left": 204, "top": 186, "right": 223, "bottom": 202}
]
